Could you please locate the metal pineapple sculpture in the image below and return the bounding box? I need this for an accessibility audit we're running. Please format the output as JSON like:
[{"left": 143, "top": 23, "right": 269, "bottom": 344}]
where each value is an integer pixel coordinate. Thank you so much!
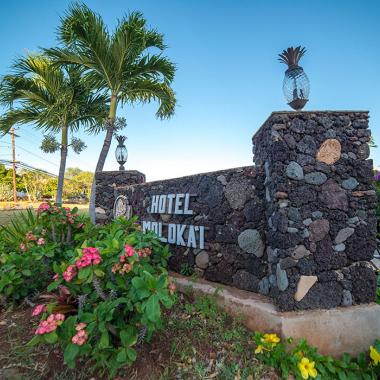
[{"left": 278, "top": 46, "right": 310, "bottom": 110}]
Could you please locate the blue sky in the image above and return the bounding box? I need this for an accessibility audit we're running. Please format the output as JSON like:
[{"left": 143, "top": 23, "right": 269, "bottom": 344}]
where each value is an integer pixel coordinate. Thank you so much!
[{"left": 0, "top": 0, "right": 379, "bottom": 181}]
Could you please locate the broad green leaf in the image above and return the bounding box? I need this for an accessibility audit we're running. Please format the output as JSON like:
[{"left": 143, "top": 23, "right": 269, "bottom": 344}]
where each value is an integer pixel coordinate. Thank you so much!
[
  {"left": 99, "top": 331, "right": 109, "bottom": 349},
  {"left": 78, "top": 266, "right": 91, "bottom": 280},
  {"left": 22, "top": 269, "right": 32, "bottom": 276},
  {"left": 64, "top": 343, "right": 80, "bottom": 364},
  {"left": 120, "top": 326, "right": 137, "bottom": 347},
  {"left": 116, "top": 349, "right": 127, "bottom": 363},
  {"left": 44, "top": 332, "right": 58, "bottom": 344},
  {"left": 145, "top": 294, "right": 160, "bottom": 322},
  {"left": 126, "top": 347, "right": 137, "bottom": 362}
]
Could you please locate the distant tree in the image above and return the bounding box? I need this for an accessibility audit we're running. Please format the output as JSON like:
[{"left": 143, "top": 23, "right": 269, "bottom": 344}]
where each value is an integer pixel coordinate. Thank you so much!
[
  {"left": 20, "top": 170, "right": 53, "bottom": 202},
  {"left": 0, "top": 164, "right": 23, "bottom": 191},
  {"left": 0, "top": 55, "right": 107, "bottom": 205},
  {"left": 63, "top": 167, "right": 93, "bottom": 199},
  {"left": 47, "top": 2, "right": 176, "bottom": 221}
]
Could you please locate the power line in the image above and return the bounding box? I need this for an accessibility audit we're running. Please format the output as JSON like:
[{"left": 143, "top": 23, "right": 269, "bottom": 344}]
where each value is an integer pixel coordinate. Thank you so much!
[
  {"left": 0, "top": 159, "right": 58, "bottom": 177},
  {"left": 0, "top": 140, "right": 59, "bottom": 168}
]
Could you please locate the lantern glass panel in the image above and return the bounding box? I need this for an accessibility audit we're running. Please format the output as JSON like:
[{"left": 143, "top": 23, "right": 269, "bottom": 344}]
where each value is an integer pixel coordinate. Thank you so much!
[
  {"left": 115, "top": 145, "right": 128, "bottom": 164},
  {"left": 282, "top": 67, "right": 310, "bottom": 110}
]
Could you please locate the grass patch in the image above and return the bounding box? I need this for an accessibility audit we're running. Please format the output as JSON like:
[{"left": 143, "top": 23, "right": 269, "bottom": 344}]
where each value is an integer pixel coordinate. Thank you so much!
[
  {"left": 0, "top": 294, "right": 274, "bottom": 379},
  {"left": 0, "top": 203, "right": 89, "bottom": 226}
]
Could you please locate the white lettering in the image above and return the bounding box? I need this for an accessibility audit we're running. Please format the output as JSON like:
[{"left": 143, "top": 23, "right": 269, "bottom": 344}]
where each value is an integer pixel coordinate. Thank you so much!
[
  {"left": 142, "top": 221, "right": 151, "bottom": 232},
  {"left": 174, "top": 194, "right": 185, "bottom": 214},
  {"left": 158, "top": 195, "right": 167, "bottom": 213},
  {"left": 199, "top": 226, "right": 205, "bottom": 249},
  {"left": 184, "top": 193, "right": 193, "bottom": 215},
  {"left": 150, "top": 195, "right": 159, "bottom": 213},
  {"left": 187, "top": 225, "right": 197, "bottom": 248},
  {"left": 176, "top": 224, "right": 186, "bottom": 246},
  {"left": 151, "top": 222, "right": 159, "bottom": 234},
  {"left": 167, "top": 194, "right": 175, "bottom": 214},
  {"left": 168, "top": 223, "right": 176, "bottom": 243}
]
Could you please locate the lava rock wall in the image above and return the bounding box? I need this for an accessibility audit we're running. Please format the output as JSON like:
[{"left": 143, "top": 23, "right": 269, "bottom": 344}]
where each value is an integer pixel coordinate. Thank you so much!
[
  {"left": 95, "top": 111, "right": 377, "bottom": 311},
  {"left": 96, "top": 167, "right": 267, "bottom": 292},
  {"left": 253, "top": 111, "right": 377, "bottom": 310}
]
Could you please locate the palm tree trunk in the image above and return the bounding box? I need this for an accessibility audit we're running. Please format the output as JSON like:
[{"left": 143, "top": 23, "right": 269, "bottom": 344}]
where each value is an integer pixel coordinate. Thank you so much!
[
  {"left": 56, "top": 125, "right": 68, "bottom": 205},
  {"left": 89, "top": 95, "right": 118, "bottom": 223}
]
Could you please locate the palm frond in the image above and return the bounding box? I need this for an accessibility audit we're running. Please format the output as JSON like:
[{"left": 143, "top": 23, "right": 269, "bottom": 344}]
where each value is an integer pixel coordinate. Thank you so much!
[{"left": 121, "top": 79, "right": 176, "bottom": 119}]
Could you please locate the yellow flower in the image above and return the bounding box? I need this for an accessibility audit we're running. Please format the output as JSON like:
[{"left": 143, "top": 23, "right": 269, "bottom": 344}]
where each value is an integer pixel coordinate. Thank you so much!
[
  {"left": 262, "top": 333, "right": 281, "bottom": 346},
  {"left": 254, "top": 344, "right": 264, "bottom": 354},
  {"left": 298, "top": 357, "right": 318, "bottom": 379},
  {"left": 370, "top": 346, "right": 380, "bottom": 365}
]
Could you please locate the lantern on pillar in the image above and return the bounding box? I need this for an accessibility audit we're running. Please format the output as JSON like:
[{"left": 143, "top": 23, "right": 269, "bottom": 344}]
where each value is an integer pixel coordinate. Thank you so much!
[
  {"left": 115, "top": 135, "right": 128, "bottom": 171},
  {"left": 278, "top": 46, "right": 310, "bottom": 110}
]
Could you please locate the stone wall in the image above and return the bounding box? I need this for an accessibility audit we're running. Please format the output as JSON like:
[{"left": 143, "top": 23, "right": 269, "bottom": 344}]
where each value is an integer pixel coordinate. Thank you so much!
[
  {"left": 253, "top": 111, "right": 377, "bottom": 311},
  {"left": 95, "top": 110, "right": 377, "bottom": 312},
  {"left": 96, "top": 166, "right": 268, "bottom": 292}
]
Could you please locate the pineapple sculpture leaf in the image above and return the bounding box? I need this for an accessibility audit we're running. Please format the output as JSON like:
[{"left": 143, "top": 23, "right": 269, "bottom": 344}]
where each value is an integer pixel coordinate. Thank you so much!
[{"left": 278, "top": 46, "right": 306, "bottom": 68}]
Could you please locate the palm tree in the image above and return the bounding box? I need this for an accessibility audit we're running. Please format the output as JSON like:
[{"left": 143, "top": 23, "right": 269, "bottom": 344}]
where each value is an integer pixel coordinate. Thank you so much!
[
  {"left": 46, "top": 2, "right": 176, "bottom": 222},
  {"left": 0, "top": 55, "right": 107, "bottom": 204}
]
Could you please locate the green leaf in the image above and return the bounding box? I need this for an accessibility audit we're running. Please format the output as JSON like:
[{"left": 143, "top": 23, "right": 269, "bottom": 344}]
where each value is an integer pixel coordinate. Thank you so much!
[
  {"left": 47, "top": 281, "right": 60, "bottom": 292},
  {"left": 112, "top": 239, "right": 120, "bottom": 249},
  {"left": 126, "top": 347, "right": 137, "bottom": 362},
  {"left": 22, "top": 269, "right": 32, "bottom": 276},
  {"left": 120, "top": 326, "right": 137, "bottom": 347},
  {"left": 78, "top": 266, "right": 91, "bottom": 280},
  {"left": 64, "top": 343, "right": 80, "bottom": 365},
  {"left": 27, "top": 335, "right": 42, "bottom": 346},
  {"left": 145, "top": 294, "right": 160, "bottom": 322},
  {"left": 94, "top": 269, "right": 105, "bottom": 277},
  {"left": 116, "top": 349, "right": 127, "bottom": 363},
  {"left": 99, "top": 331, "right": 109, "bottom": 349},
  {"left": 79, "top": 313, "right": 96, "bottom": 323},
  {"left": 132, "top": 277, "right": 147, "bottom": 290},
  {"left": 44, "top": 332, "right": 58, "bottom": 344}
]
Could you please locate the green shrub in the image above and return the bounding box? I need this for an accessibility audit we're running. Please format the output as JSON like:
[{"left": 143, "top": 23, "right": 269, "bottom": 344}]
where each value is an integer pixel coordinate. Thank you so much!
[
  {"left": 254, "top": 332, "right": 380, "bottom": 379},
  {"left": 29, "top": 217, "right": 176, "bottom": 377},
  {"left": 0, "top": 203, "right": 86, "bottom": 304}
]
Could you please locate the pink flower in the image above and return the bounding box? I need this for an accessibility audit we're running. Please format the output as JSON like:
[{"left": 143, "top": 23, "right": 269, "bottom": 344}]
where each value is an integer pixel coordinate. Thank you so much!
[
  {"left": 19, "top": 243, "right": 27, "bottom": 252},
  {"left": 32, "top": 304, "right": 47, "bottom": 317},
  {"left": 37, "top": 203, "right": 50, "bottom": 213},
  {"left": 168, "top": 282, "right": 176, "bottom": 295},
  {"left": 63, "top": 265, "right": 77, "bottom": 282},
  {"left": 35, "top": 313, "right": 65, "bottom": 335},
  {"left": 53, "top": 273, "right": 59, "bottom": 280},
  {"left": 37, "top": 237, "right": 45, "bottom": 246},
  {"left": 72, "top": 329, "right": 88, "bottom": 345},
  {"left": 75, "top": 323, "right": 87, "bottom": 331},
  {"left": 124, "top": 244, "right": 134, "bottom": 257},
  {"left": 75, "top": 247, "right": 101, "bottom": 268},
  {"left": 26, "top": 231, "right": 37, "bottom": 241}
]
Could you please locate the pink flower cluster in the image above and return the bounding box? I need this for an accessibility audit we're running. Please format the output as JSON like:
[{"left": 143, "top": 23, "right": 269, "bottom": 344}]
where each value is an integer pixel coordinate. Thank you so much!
[
  {"left": 76, "top": 247, "right": 101, "bottom": 268},
  {"left": 32, "top": 304, "right": 47, "bottom": 317},
  {"left": 112, "top": 262, "right": 133, "bottom": 275},
  {"left": 124, "top": 244, "right": 135, "bottom": 257},
  {"left": 26, "top": 231, "right": 37, "bottom": 241},
  {"left": 61, "top": 247, "right": 101, "bottom": 282},
  {"left": 20, "top": 243, "right": 27, "bottom": 252},
  {"left": 72, "top": 323, "right": 88, "bottom": 345},
  {"left": 37, "top": 202, "right": 50, "bottom": 213},
  {"left": 37, "top": 237, "right": 45, "bottom": 246},
  {"left": 63, "top": 265, "right": 77, "bottom": 282},
  {"left": 35, "top": 313, "right": 65, "bottom": 335}
]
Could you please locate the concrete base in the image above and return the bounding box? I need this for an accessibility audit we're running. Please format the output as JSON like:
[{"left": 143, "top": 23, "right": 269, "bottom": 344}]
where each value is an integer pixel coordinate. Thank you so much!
[{"left": 170, "top": 272, "right": 380, "bottom": 357}]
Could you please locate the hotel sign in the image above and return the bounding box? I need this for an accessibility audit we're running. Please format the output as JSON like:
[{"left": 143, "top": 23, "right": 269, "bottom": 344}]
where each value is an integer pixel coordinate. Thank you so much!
[{"left": 141, "top": 193, "right": 205, "bottom": 249}]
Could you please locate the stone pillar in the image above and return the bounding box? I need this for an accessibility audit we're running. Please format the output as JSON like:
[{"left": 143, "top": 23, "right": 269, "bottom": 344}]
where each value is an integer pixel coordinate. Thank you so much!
[
  {"left": 252, "top": 111, "right": 377, "bottom": 311},
  {"left": 95, "top": 170, "right": 146, "bottom": 223}
]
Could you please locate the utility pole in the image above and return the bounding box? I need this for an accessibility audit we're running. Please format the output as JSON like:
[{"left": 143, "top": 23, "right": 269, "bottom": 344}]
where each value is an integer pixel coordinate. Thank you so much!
[{"left": 11, "top": 127, "right": 17, "bottom": 203}]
